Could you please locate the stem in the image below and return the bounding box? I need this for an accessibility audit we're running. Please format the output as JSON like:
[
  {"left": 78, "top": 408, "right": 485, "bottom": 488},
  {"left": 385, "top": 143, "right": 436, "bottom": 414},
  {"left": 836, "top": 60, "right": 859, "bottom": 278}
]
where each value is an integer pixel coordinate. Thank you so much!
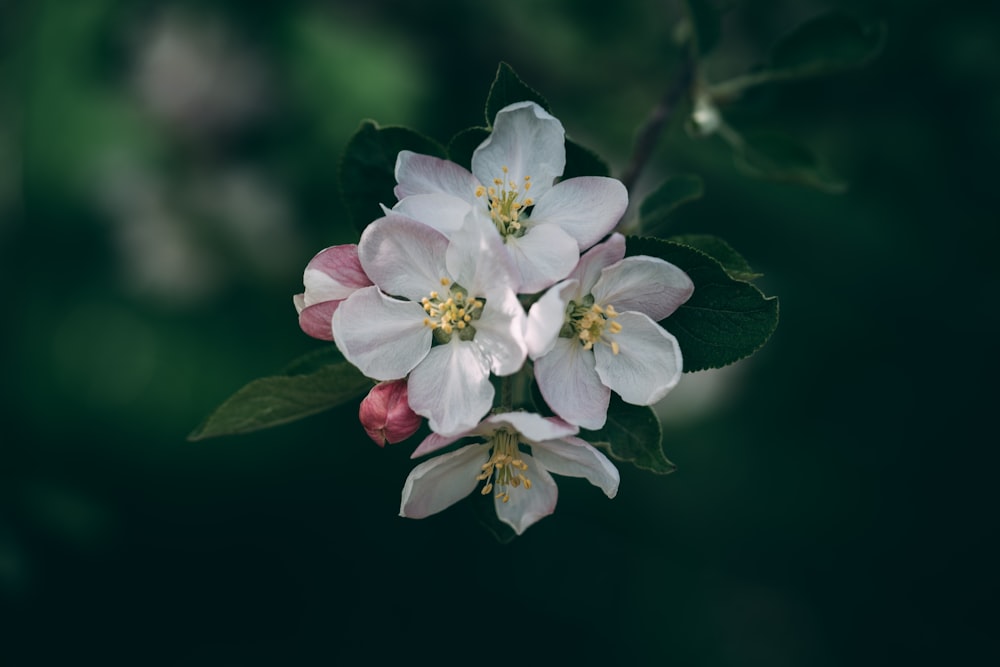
[
  {"left": 619, "top": 53, "right": 696, "bottom": 196},
  {"left": 500, "top": 375, "right": 513, "bottom": 412}
]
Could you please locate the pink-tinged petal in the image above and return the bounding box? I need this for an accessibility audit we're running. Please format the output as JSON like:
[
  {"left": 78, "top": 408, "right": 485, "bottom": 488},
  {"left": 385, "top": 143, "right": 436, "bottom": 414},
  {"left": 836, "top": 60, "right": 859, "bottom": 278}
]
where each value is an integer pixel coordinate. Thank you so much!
[
  {"left": 390, "top": 193, "right": 473, "bottom": 236},
  {"left": 359, "top": 380, "right": 422, "bottom": 447},
  {"left": 529, "top": 177, "right": 628, "bottom": 250},
  {"left": 411, "top": 429, "right": 472, "bottom": 458},
  {"left": 503, "top": 223, "right": 579, "bottom": 294},
  {"left": 470, "top": 288, "right": 527, "bottom": 377},
  {"left": 445, "top": 213, "right": 519, "bottom": 295},
  {"left": 485, "top": 412, "right": 579, "bottom": 444},
  {"left": 394, "top": 151, "right": 482, "bottom": 205},
  {"left": 594, "top": 311, "right": 683, "bottom": 405},
  {"left": 472, "top": 102, "right": 565, "bottom": 200},
  {"left": 358, "top": 215, "right": 450, "bottom": 301},
  {"left": 592, "top": 256, "right": 694, "bottom": 321},
  {"left": 534, "top": 338, "right": 611, "bottom": 430},
  {"left": 333, "top": 286, "right": 431, "bottom": 380},
  {"left": 298, "top": 300, "right": 339, "bottom": 341},
  {"left": 407, "top": 340, "right": 493, "bottom": 436},
  {"left": 301, "top": 244, "right": 371, "bottom": 306},
  {"left": 525, "top": 279, "right": 577, "bottom": 359},
  {"left": 568, "top": 233, "right": 627, "bottom": 295},
  {"left": 399, "top": 444, "right": 489, "bottom": 519},
  {"left": 494, "top": 453, "right": 558, "bottom": 535},
  {"left": 531, "top": 436, "right": 620, "bottom": 498}
]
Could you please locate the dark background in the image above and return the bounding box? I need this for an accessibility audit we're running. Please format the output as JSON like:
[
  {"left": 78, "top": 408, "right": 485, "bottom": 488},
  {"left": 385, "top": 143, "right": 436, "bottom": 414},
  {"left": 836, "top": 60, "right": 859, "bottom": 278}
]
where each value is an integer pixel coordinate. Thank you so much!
[{"left": 3, "top": 0, "right": 997, "bottom": 664}]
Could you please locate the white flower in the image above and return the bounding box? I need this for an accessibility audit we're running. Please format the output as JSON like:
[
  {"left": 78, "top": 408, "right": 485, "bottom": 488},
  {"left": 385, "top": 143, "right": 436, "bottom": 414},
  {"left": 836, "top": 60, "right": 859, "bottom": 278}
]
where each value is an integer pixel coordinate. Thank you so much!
[
  {"left": 390, "top": 101, "right": 629, "bottom": 293},
  {"left": 525, "top": 233, "right": 694, "bottom": 430},
  {"left": 333, "top": 214, "right": 527, "bottom": 436},
  {"left": 292, "top": 244, "right": 372, "bottom": 341},
  {"left": 399, "top": 411, "right": 619, "bottom": 535}
]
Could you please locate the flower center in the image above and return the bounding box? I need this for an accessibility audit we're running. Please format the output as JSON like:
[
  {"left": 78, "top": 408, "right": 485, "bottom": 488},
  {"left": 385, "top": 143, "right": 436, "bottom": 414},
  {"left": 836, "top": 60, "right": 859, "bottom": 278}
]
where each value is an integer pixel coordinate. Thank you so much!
[
  {"left": 476, "top": 428, "right": 531, "bottom": 503},
  {"left": 474, "top": 165, "right": 533, "bottom": 239},
  {"left": 420, "top": 277, "right": 484, "bottom": 343},
  {"left": 563, "top": 297, "right": 623, "bottom": 354}
]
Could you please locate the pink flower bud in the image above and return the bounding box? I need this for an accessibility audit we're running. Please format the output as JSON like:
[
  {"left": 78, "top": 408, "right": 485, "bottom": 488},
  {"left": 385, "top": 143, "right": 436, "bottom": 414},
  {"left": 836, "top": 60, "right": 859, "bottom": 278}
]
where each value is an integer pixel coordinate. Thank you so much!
[{"left": 359, "top": 380, "right": 421, "bottom": 447}]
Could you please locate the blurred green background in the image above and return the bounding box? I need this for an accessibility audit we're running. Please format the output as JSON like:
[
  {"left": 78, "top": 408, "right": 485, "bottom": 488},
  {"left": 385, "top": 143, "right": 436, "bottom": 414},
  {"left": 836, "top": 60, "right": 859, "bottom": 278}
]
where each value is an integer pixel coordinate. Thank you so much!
[{"left": 4, "top": 0, "right": 997, "bottom": 664}]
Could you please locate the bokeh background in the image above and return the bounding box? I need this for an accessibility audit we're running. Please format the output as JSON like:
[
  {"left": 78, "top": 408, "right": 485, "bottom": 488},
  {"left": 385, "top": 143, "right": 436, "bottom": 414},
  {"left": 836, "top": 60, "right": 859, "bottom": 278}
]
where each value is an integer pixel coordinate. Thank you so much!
[{"left": 4, "top": 0, "right": 997, "bottom": 664}]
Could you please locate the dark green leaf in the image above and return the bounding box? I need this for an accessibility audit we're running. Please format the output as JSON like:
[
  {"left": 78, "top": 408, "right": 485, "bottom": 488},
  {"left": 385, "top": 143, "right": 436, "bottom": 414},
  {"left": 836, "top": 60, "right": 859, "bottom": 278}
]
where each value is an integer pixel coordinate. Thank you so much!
[
  {"left": 339, "top": 121, "right": 446, "bottom": 233},
  {"left": 563, "top": 139, "right": 611, "bottom": 179},
  {"left": 626, "top": 236, "right": 779, "bottom": 372},
  {"left": 188, "top": 361, "right": 374, "bottom": 441},
  {"left": 734, "top": 130, "right": 847, "bottom": 193},
  {"left": 279, "top": 346, "right": 348, "bottom": 375},
  {"left": 582, "top": 397, "right": 674, "bottom": 474},
  {"left": 682, "top": 0, "right": 721, "bottom": 56},
  {"left": 447, "top": 126, "right": 490, "bottom": 170},
  {"left": 668, "top": 234, "right": 762, "bottom": 282},
  {"left": 485, "top": 62, "right": 550, "bottom": 126},
  {"left": 639, "top": 175, "right": 704, "bottom": 233},
  {"left": 770, "top": 12, "right": 887, "bottom": 80}
]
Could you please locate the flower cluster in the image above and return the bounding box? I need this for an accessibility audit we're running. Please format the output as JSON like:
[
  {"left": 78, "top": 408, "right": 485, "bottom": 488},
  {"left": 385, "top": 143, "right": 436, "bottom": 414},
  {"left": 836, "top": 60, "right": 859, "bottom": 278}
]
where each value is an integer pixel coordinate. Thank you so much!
[{"left": 294, "top": 101, "right": 694, "bottom": 534}]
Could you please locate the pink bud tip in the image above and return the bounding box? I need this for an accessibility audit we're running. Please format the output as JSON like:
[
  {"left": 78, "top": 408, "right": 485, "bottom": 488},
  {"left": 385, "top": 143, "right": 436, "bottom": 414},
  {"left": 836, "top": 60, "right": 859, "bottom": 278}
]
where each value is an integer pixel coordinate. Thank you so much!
[{"left": 359, "top": 379, "right": 422, "bottom": 446}]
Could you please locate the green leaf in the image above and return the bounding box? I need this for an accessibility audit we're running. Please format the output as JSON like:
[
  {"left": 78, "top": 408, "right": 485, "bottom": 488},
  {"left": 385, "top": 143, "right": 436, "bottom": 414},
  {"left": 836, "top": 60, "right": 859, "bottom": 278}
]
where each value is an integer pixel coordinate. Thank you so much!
[
  {"left": 682, "top": 0, "right": 721, "bottom": 56},
  {"left": 733, "top": 130, "right": 847, "bottom": 193},
  {"left": 582, "top": 397, "right": 675, "bottom": 474},
  {"left": 626, "top": 236, "right": 779, "bottom": 372},
  {"left": 339, "top": 121, "right": 446, "bottom": 233},
  {"left": 447, "top": 126, "right": 490, "bottom": 170},
  {"left": 188, "top": 360, "right": 374, "bottom": 441},
  {"left": 639, "top": 175, "right": 704, "bottom": 233},
  {"left": 485, "top": 62, "right": 550, "bottom": 126},
  {"left": 668, "top": 234, "right": 762, "bottom": 282},
  {"left": 769, "top": 11, "right": 886, "bottom": 80},
  {"left": 563, "top": 139, "right": 611, "bottom": 179}
]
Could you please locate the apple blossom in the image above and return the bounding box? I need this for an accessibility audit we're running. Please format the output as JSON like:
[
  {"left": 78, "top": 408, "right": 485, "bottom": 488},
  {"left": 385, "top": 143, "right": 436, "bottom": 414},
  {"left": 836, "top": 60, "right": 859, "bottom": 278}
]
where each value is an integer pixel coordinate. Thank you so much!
[
  {"left": 399, "top": 412, "right": 619, "bottom": 535},
  {"left": 526, "top": 233, "right": 694, "bottom": 430},
  {"left": 333, "top": 214, "right": 527, "bottom": 436},
  {"left": 292, "top": 244, "right": 372, "bottom": 341},
  {"left": 390, "top": 101, "right": 629, "bottom": 293},
  {"left": 359, "top": 379, "right": 422, "bottom": 447}
]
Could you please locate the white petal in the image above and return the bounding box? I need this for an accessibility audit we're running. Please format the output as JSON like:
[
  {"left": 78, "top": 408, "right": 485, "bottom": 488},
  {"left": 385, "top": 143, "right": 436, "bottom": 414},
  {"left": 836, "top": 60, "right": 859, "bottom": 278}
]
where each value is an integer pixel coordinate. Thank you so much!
[
  {"left": 529, "top": 177, "right": 628, "bottom": 250},
  {"left": 407, "top": 340, "right": 493, "bottom": 436},
  {"left": 594, "top": 311, "right": 683, "bottom": 405},
  {"left": 394, "top": 150, "right": 481, "bottom": 205},
  {"left": 503, "top": 223, "right": 579, "bottom": 294},
  {"left": 525, "top": 279, "right": 577, "bottom": 359},
  {"left": 531, "top": 436, "right": 620, "bottom": 498},
  {"left": 472, "top": 101, "right": 565, "bottom": 200},
  {"left": 358, "top": 215, "right": 449, "bottom": 301},
  {"left": 471, "top": 288, "right": 527, "bottom": 377},
  {"left": 494, "top": 453, "right": 558, "bottom": 535},
  {"left": 399, "top": 444, "right": 488, "bottom": 519},
  {"left": 567, "top": 233, "right": 626, "bottom": 295},
  {"left": 485, "top": 412, "right": 578, "bottom": 443},
  {"left": 445, "top": 213, "right": 519, "bottom": 294},
  {"left": 390, "top": 194, "right": 473, "bottom": 236},
  {"left": 534, "top": 338, "right": 611, "bottom": 430},
  {"left": 592, "top": 256, "right": 694, "bottom": 321},
  {"left": 332, "top": 286, "right": 430, "bottom": 380}
]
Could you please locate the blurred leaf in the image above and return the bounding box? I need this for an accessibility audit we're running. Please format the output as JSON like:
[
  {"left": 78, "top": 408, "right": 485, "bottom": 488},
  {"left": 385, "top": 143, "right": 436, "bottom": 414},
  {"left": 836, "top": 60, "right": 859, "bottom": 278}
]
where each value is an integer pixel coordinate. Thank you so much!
[
  {"left": 710, "top": 12, "right": 886, "bottom": 99},
  {"left": 340, "top": 121, "right": 446, "bottom": 233},
  {"left": 668, "top": 234, "right": 762, "bottom": 282},
  {"left": 640, "top": 175, "right": 704, "bottom": 233},
  {"left": 485, "top": 62, "right": 550, "bottom": 126},
  {"left": 447, "top": 126, "right": 490, "bottom": 170},
  {"left": 626, "top": 236, "right": 779, "bottom": 372},
  {"left": 769, "top": 12, "right": 887, "bottom": 80},
  {"left": 188, "top": 361, "right": 373, "bottom": 441},
  {"left": 733, "top": 130, "right": 847, "bottom": 193},
  {"left": 583, "top": 397, "right": 674, "bottom": 474},
  {"left": 682, "top": 0, "right": 721, "bottom": 55},
  {"left": 280, "top": 346, "right": 350, "bottom": 375},
  {"left": 563, "top": 139, "right": 611, "bottom": 179}
]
